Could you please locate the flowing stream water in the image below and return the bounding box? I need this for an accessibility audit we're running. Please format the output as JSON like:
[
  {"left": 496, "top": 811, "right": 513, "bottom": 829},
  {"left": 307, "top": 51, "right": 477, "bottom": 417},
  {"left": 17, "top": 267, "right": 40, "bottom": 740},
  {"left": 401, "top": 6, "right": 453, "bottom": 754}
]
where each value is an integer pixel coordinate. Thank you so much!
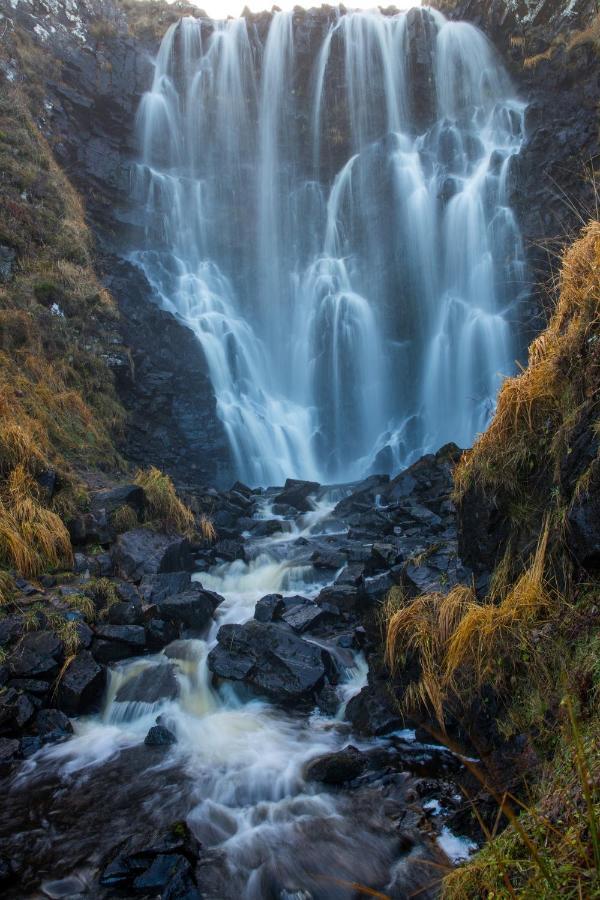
[
  {"left": 131, "top": 6, "right": 527, "bottom": 486},
  {"left": 7, "top": 500, "right": 474, "bottom": 898}
]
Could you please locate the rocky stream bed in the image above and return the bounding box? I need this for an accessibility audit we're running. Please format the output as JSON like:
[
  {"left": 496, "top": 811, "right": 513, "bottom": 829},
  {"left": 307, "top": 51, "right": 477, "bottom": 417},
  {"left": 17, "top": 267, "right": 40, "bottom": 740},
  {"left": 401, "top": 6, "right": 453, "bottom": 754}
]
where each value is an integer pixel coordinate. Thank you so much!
[{"left": 0, "top": 446, "right": 485, "bottom": 899}]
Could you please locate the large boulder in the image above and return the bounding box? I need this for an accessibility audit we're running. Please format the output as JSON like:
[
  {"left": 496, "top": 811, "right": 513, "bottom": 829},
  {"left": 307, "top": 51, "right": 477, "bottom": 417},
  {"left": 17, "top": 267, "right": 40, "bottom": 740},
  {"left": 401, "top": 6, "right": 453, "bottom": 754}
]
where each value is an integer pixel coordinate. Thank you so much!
[
  {"left": 8, "top": 631, "right": 64, "bottom": 680},
  {"left": 139, "top": 572, "right": 192, "bottom": 603},
  {"left": 91, "top": 625, "right": 147, "bottom": 665},
  {"left": 56, "top": 651, "right": 105, "bottom": 716},
  {"left": 274, "top": 478, "right": 320, "bottom": 513},
  {"left": 304, "top": 745, "right": 368, "bottom": 785},
  {"left": 208, "top": 620, "right": 331, "bottom": 706},
  {"left": 0, "top": 689, "right": 35, "bottom": 736},
  {"left": 112, "top": 530, "right": 195, "bottom": 581}
]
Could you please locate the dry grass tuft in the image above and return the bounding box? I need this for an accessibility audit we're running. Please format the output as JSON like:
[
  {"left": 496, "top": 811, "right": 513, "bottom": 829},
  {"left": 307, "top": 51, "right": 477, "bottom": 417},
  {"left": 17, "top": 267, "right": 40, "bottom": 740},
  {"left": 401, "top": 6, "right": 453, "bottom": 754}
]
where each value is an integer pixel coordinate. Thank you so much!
[
  {"left": 454, "top": 221, "right": 600, "bottom": 505},
  {"left": 134, "top": 466, "right": 195, "bottom": 536},
  {"left": 199, "top": 513, "right": 217, "bottom": 543},
  {"left": 0, "top": 465, "right": 72, "bottom": 576},
  {"left": 385, "top": 524, "right": 553, "bottom": 726},
  {"left": 111, "top": 504, "right": 139, "bottom": 534}
]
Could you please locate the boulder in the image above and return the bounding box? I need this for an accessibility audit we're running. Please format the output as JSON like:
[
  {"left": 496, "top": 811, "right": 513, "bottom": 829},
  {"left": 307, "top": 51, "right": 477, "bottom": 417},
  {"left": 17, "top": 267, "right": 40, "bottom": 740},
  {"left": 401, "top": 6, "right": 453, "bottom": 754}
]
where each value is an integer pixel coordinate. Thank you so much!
[
  {"left": 140, "top": 572, "right": 193, "bottom": 603},
  {"left": 100, "top": 823, "right": 200, "bottom": 897},
  {"left": 254, "top": 593, "right": 284, "bottom": 623},
  {"left": 304, "top": 746, "right": 368, "bottom": 785},
  {"left": 152, "top": 587, "right": 222, "bottom": 631},
  {"left": 345, "top": 680, "right": 404, "bottom": 736},
  {"left": 208, "top": 620, "right": 331, "bottom": 705},
  {"left": 0, "top": 689, "right": 35, "bottom": 735},
  {"left": 107, "top": 601, "right": 144, "bottom": 626},
  {"left": 57, "top": 651, "right": 105, "bottom": 716},
  {"left": 92, "top": 484, "right": 146, "bottom": 519},
  {"left": 274, "top": 478, "right": 320, "bottom": 512},
  {"left": 280, "top": 601, "right": 326, "bottom": 634},
  {"left": 112, "top": 530, "right": 195, "bottom": 581},
  {"left": 91, "top": 624, "right": 146, "bottom": 664},
  {"left": 8, "top": 631, "right": 64, "bottom": 679},
  {"left": 0, "top": 737, "right": 20, "bottom": 770},
  {"left": 33, "top": 708, "right": 73, "bottom": 741},
  {"left": 116, "top": 664, "right": 180, "bottom": 705},
  {"left": 145, "top": 618, "right": 180, "bottom": 650},
  {"left": 144, "top": 724, "right": 177, "bottom": 747}
]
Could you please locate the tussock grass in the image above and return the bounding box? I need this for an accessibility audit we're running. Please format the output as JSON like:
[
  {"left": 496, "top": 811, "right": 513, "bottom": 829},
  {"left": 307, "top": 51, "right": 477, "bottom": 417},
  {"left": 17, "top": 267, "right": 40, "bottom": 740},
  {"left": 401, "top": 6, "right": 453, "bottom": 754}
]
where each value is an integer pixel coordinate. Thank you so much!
[
  {"left": 199, "top": 513, "right": 217, "bottom": 543},
  {"left": 134, "top": 466, "right": 195, "bottom": 536},
  {"left": 454, "top": 221, "right": 600, "bottom": 506},
  {"left": 111, "top": 503, "right": 139, "bottom": 534},
  {"left": 0, "top": 466, "right": 72, "bottom": 576}
]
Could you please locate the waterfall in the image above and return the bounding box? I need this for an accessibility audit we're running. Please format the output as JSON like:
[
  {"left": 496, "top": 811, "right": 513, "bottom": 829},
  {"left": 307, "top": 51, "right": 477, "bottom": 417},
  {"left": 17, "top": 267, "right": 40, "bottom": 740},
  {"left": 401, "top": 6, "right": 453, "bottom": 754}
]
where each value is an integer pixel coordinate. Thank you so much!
[{"left": 132, "top": 7, "right": 527, "bottom": 485}]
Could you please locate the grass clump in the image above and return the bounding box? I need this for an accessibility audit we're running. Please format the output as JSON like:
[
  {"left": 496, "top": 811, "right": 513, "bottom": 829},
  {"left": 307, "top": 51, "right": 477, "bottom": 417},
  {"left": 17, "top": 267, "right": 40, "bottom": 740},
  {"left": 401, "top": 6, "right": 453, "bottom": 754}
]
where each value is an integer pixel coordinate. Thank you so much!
[
  {"left": 0, "top": 570, "right": 15, "bottom": 605},
  {"left": 134, "top": 466, "right": 195, "bottom": 536},
  {"left": 0, "top": 466, "right": 72, "bottom": 576},
  {"left": 111, "top": 503, "right": 139, "bottom": 533},
  {"left": 454, "top": 221, "right": 600, "bottom": 511}
]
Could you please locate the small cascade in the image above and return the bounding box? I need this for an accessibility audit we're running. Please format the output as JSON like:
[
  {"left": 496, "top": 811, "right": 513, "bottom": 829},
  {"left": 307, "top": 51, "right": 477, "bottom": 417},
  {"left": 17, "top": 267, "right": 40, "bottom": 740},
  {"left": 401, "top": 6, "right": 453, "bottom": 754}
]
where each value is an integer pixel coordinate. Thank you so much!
[{"left": 132, "top": 7, "right": 527, "bottom": 484}]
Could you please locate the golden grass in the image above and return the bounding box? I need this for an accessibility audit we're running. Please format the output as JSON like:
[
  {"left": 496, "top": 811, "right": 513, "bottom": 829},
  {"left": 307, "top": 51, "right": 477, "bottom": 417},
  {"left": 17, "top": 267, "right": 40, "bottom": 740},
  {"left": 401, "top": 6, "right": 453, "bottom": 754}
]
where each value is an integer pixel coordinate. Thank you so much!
[
  {"left": 134, "top": 466, "right": 195, "bottom": 536},
  {"left": 385, "top": 524, "right": 552, "bottom": 727},
  {"left": 199, "top": 513, "right": 217, "bottom": 543},
  {"left": 111, "top": 503, "right": 139, "bottom": 534},
  {"left": 0, "top": 465, "right": 72, "bottom": 576},
  {"left": 454, "top": 221, "right": 600, "bottom": 504}
]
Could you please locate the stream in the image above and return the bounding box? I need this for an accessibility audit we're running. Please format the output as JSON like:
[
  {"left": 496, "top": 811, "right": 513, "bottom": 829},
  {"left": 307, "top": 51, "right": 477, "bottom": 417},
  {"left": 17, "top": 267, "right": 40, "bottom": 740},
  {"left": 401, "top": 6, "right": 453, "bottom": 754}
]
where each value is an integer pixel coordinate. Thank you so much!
[{"left": 1, "top": 493, "right": 475, "bottom": 899}]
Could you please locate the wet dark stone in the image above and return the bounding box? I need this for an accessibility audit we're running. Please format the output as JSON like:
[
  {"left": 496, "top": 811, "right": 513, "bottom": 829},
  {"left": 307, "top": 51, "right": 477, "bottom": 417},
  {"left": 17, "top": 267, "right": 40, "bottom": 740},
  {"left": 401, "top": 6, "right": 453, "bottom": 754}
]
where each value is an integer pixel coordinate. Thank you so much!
[
  {"left": 274, "top": 478, "right": 320, "bottom": 512},
  {"left": 154, "top": 588, "right": 222, "bottom": 632},
  {"left": 116, "top": 664, "right": 180, "bottom": 704},
  {"left": 112, "top": 530, "right": 195, "bottom": 581},
  {"left": 8, "top": 631, "right": 64, "bottom": 680},
  {"left": 0, "top": 738, "right": 20, "bottom": 770},
  {"left": 304, "top": 745, "right": 368, "bottom": 785},
  {"left": 280, "top": 602, "right": 325, "bottom": 634},
  {"left": 56, "top": 651, "right": 105, "bottom": 716},
  {"left": 345, "top": 680, "right": 404, "bottom": 737},
  {"left": 0, "top": 689, "right": 35, "bottom": 736},
  {"left": 133, "top": 854, "right": 191, "bottom": 891},
  {"left": 145, "top": 618, "right": 180, "bottom": 650},
  {"left": 208, "top": 620, "right": 331, "bottom": 706},
  {"left": 108, "top": 600, "right": 144, "bottom": 626},
  {"left": 254, "top": 593, "right": 284, "bottom": 623},
  {"left": 140, "top": 572, "right": 192, "bottom": 603},
  {"left": 95, "top": 624, "right": 146, "bottom": 647},
  {"left": 145, "top": 724, "right": 177, "bottom": 747},
  {"left": 33, "top": 708, "right": 73, "bottom": 739}
]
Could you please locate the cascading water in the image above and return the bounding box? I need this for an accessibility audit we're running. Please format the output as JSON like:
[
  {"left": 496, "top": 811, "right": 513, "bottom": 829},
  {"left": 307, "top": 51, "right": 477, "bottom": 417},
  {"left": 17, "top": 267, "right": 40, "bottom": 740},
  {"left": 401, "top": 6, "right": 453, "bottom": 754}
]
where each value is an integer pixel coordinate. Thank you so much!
[{"left": 132, "top": 6, "right": 527, "bottom": 485}]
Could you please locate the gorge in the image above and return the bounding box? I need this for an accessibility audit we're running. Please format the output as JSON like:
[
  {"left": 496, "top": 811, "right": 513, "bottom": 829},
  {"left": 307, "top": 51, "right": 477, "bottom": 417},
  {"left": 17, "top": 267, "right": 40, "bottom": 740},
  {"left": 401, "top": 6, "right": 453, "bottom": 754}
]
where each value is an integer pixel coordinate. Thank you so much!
[{"left": 0, "top": 0, "right": 599, "bottom": 898}]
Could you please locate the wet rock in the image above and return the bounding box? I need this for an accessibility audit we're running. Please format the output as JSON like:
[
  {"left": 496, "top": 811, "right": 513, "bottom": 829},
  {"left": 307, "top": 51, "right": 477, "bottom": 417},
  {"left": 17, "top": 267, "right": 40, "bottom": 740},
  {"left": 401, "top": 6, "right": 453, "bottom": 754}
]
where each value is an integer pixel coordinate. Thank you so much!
[
  {"left": 0, "top": 737, "right": 20, "bottom": 770},
  {"left": 100, "top": 823, "right": 200, "bottom": 896},
  {"left": 212, "top": 538, "right": 245, "bottom": 560},
  {"left": 145, "top": 618, "right": 180, "bottom": 650},
  {"left": 112, "top": 530, "right": 195, "bottom": 581},
  {"left": 8, "top": 678, "right": 50, "bottom": 698},
  {"left": 311, "top": 548, "right": 347, "bottom": 569},
  {"left": 567, "top": 465, "right": 600, "bottom": 570},
  {"left": 254, "top": 593, "right": 284, "bottom": 623},
  {"left": 153, "top": 587, "right": 222, "bottom": 631},
  {"left": 274, "top": 478, "right": 320, "bottom": 512},
  {"left": 140, "top": 571, "right": 192, "bottom": 603},
  {"left": 304, "top": 745, "right": 368, "bottom": 785},
  {"left": 8, "top": 631, "right": 64, "bottom": 679},
  {"left": 92, "top": 624, "right": 146, "bottom": 664},
  {"left": 33, "top": 708, "right": 73, "bottom": 740},
  {"left": 145, "top": 724, "right": 177, "bottom": 746},
  {"left": 57, "top": 651, "right": 105, "bottom": 716},
  {"left": 108, "top": 600, "right": 144, "bottom": 626},
  {"left": 0, "top": 245, "right": 16, "bottom": 283},
  {"left": 208, "top": 620, "right": 331, "bottom": 705},
  {"left": 280, "top": 601, "right": 326, "bottom": 633},
  {"left": 92, "top": 483, "right": 146, "bottom": 518},
  {"left": 0, "top": 689, "right": 35, "bottom": 735},
  {"left": 116, "top": 664, "right": 180, "bottom": 704},
  {"left": 345, "top": 680, "right": 404, "bottom": 736}
]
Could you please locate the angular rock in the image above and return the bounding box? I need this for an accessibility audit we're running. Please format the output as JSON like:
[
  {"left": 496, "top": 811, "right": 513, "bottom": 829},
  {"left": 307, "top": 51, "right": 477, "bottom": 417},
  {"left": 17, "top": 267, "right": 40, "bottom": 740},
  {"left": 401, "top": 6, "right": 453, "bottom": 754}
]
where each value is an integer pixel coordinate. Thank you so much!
[
  {"left": 0, "top": 688, "right": 35, "bottom": 735},
  {"left": 8, "top": 631, "right": 64, "bottom": 679},
  {"left": 208, "top": 620, "right": 330, "bottom": 705},
  {"left": 94, "top": 624, "right": 147, "bottom": 647},
  {"left": 112, "top": 530, "right": 195, "bottom": 581},
  {"left": 144, "top": 724, "right": 177, "bottom": 746},
  {"left": 274, "top": 478, "right": 320, "bottom": 513},
  {"left": 280, "top": 602, "right": 325, "bottom": 634},
  {"left": 254, "top": 593, "right": 284, "bottom": 623},
  {"left": 57, "top": 651, "right": 105, "bottom": 716},
  {"left": 154, "top": 588, "right": 222, "bottom": 631},
  {"left": 345, "top": 681, "right": 404, "bottom": 736},
  {"left": 33, "top": 708, "right": 73, "bottom": 740},
  {"left": 304, "top": 745, "right": 368, "bottom": 785},
  {"left": 140, "top": 572, "right": 192, "bottom": 604}
]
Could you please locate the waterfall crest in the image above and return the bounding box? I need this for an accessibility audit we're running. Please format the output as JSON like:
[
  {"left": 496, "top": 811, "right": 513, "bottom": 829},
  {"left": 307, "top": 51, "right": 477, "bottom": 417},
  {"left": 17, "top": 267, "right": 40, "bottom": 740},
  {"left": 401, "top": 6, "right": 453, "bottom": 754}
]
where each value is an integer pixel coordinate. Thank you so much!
[{"left": 132, "top": 7, "right": 527, "bottom": 485}]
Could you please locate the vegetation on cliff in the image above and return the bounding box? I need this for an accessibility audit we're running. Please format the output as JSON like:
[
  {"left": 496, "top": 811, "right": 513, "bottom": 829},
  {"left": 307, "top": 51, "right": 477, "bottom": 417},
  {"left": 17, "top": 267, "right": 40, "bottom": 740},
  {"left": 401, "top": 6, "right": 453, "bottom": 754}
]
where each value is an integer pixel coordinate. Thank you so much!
[{"left": 386, "top": 221, "right": 600, "bottom": 897}]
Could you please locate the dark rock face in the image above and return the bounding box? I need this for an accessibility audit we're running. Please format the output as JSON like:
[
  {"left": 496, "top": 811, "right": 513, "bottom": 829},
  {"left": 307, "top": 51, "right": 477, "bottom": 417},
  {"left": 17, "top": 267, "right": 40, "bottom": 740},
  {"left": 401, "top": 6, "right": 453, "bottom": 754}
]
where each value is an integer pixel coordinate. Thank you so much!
[
  {"left": 112, "top": 530, "right": 195, "bottom": 581},
  {"left": 274, "top": 478, "right": 320, "bottom": 512},
  {"left": 57, "top": 651, "right": 105, "bottom": 716},
  {"left": 304, "top": 745, "right": 368, "bottom": 785},
  {"left": 208, "top": 620, "right": 331, "bottom": 706},
  {"left": 144, "top": 724, "right": 177, "bottom": 747},
  {"left": 100, "top": 823, "right": 200, "bottom": 898},
  {"left": 567, "top": 466, "right": 600, "bottom": 571}
]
